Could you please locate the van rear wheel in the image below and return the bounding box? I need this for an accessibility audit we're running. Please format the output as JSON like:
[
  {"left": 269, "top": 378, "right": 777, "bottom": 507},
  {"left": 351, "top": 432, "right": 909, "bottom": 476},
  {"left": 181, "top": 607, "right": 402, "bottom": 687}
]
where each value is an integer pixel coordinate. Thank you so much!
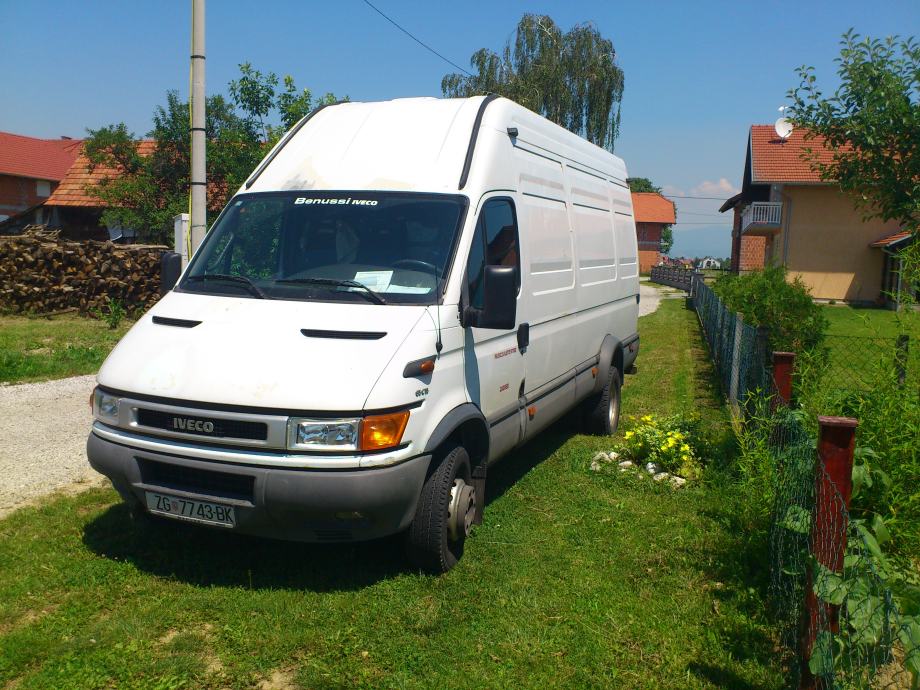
[
  {"left": 584, "top": 367, "right": 621, "bottom": 435},
  {"left": 405, "top": 445, "right": 475, "bottom": 573}
]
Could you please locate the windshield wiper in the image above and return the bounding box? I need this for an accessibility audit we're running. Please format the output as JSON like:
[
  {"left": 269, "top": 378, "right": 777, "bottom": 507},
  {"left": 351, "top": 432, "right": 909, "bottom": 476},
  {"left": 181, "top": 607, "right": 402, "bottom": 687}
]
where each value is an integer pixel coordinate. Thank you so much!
[
  {"left": 185, "top": 274, "right": 271, "bottom": 299},
  {"left": 275, "top": 277, "right": 387, "bottom": 305}
]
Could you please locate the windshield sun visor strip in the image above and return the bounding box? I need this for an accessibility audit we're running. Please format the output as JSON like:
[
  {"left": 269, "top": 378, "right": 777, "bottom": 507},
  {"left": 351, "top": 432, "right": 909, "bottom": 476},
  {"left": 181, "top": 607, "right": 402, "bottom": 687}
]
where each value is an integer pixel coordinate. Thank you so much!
[
  {"left": 458, "top": 94, "right": 499, "bottom": 190},
  {"left": 244, "top": 101, "right": 341, "bottom": 189}
]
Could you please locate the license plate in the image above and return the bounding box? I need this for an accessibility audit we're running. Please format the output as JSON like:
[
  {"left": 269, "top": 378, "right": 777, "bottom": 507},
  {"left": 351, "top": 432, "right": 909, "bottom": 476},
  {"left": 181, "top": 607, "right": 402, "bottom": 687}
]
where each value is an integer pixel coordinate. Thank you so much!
[{"left": 145, "top": 492, "right": 235, "bottom": 527}]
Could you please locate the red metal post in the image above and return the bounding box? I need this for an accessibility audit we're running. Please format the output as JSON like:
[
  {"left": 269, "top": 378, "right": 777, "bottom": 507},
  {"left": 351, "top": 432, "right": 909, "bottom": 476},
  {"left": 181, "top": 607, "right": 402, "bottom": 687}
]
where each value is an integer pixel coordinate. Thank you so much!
[
  {"left": 799, "top": 416, "right": 858, "bottom": 690},
  {"left": 772, "top": 351, "right": 795, "bottom": 409}
]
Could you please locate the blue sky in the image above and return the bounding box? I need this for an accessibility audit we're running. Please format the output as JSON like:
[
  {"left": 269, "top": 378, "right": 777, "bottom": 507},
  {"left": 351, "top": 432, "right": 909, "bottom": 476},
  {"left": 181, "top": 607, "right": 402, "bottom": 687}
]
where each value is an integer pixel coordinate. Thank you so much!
[{"left": 1, "top": 1, "right": 917, "bottom": 257}]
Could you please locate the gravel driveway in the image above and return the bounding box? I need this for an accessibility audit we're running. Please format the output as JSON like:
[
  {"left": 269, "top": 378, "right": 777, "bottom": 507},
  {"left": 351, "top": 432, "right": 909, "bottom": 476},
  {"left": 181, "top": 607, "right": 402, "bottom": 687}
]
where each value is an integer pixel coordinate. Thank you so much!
[
  {"left": 0, "top": 283, "right": 682, "bottom": 519},
  {"left": 0, "top": 374, "right": 103, "bottom": 518}
]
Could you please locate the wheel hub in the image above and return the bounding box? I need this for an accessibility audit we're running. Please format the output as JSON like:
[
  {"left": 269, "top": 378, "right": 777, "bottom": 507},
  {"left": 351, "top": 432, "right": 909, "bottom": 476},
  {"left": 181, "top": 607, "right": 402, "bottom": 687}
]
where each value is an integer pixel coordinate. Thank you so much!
[{"left": 447, "top": 478, "right": 476, "bottom": 542}]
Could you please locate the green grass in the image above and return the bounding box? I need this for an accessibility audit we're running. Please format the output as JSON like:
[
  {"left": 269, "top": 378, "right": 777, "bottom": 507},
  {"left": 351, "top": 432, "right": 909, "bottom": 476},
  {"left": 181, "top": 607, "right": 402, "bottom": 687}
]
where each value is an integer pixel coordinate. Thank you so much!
[
  {"left": 0, "top": 314, "right": 131, "bottom": 384},
  {"left": 0, "top": 298, "right": 782, "bottom": 689},
  {"left": 821, "top": 304, "right": 919, "bottom": 338}
]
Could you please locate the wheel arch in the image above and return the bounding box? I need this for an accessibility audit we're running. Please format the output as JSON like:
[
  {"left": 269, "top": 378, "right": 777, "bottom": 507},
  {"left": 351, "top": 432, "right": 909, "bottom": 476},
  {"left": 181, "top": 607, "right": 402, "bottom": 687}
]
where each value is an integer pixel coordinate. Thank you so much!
[
  {"left": 423, "top": 403, "right": 489, "bottom": 472},
  {"left": 594, "top": 334, "right": 624, "bottom": 395}
]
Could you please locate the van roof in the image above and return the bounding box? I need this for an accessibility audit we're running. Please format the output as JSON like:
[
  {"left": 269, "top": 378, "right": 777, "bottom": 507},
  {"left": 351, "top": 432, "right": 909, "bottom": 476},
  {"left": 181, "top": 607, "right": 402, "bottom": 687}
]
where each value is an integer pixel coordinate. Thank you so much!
[{"left": 242, "top": 96, "right": 627, "bottom": 196}]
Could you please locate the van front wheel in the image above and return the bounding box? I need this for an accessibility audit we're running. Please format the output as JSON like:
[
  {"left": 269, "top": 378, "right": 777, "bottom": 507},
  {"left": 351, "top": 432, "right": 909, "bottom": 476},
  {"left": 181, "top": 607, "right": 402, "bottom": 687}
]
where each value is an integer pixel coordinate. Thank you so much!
[
  {"left": 406, "top": 445, "right": 475, "bottom": 573},
  {"left": 583, "top": 366, "right": 621, "bottom": 435}
]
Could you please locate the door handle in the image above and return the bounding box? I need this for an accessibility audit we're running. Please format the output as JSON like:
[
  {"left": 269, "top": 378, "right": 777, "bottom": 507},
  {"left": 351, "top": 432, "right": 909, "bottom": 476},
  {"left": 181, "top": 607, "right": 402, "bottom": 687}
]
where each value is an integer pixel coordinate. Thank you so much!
[{"left": 517, "top": 323, "right": 529, "bottom": 353}]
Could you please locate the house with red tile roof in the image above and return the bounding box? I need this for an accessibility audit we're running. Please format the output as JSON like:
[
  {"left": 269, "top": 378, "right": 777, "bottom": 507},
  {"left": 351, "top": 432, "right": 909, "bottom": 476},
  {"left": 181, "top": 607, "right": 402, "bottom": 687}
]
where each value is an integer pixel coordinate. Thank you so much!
[
  {"left": 720, "top": 124, "right": 908, "bottom": 304},
  {"left": 0, "top": 131, "right": 82, "bottom": 226},
  {"left": 631, "top": 191, "right": 676, "bottom": 273},
  {"left": 40, "top": 141, "right": 157, "bottom": 240}
]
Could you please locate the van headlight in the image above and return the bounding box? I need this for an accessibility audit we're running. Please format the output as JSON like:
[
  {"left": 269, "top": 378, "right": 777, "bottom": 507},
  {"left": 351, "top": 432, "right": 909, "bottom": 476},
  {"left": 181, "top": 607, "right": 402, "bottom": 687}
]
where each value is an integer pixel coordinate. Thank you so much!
[
  {"left": 287, "top": 411, "right": 409, "bottom": 452},
  {"left": 93, "top": 388, "right": 121, "bottom": 424}
]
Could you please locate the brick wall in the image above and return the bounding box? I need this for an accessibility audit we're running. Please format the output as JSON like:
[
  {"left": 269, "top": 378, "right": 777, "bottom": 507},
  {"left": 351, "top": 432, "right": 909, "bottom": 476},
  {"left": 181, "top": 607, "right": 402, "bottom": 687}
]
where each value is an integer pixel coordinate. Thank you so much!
[
  {"left": 0, "top": 174, "right": 55, "bottom": 218},
  {"left": 739, "top": 235, "right": 767, "bottom": 271}
]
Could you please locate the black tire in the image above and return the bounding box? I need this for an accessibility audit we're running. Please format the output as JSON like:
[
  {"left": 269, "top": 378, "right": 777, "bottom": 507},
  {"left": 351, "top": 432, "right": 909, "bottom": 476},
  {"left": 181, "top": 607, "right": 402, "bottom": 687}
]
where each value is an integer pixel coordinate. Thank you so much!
[
  {"left": 405, "top": 445, "right": 474, "bottom": 573},
  {"left": 583, "top": 366, "right": 622, "bottom": 435}
]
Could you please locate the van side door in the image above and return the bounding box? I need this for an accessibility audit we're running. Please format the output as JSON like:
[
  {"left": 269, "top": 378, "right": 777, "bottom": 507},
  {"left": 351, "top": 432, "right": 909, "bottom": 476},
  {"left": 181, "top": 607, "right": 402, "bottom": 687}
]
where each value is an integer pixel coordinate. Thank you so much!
[{"left": 461, "top": 197, "right": 525, "bottom": 462}]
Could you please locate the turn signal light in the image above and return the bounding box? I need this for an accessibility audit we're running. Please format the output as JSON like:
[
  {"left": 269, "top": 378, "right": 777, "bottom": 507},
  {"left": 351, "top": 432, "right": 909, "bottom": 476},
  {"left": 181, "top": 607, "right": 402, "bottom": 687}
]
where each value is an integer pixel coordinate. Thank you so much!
[{"left": 360, "top": 410, "right": 410, "bottom": 451}]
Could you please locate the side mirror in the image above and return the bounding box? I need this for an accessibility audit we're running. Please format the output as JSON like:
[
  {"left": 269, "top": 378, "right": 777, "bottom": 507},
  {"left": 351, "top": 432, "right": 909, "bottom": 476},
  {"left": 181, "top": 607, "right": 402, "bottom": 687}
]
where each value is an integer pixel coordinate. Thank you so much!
[
  {"left": 160, "top": 251, "right": 182, "bottom": 295},
  {"left": 465, "top": 265, "right": 517, "bottom": 330}
]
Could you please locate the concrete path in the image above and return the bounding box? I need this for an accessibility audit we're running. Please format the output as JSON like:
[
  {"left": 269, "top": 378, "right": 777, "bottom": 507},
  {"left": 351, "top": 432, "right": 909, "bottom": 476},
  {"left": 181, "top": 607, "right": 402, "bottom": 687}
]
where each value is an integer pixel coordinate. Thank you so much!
[
  {"left": 0, "top": 374, "right": 104, "bottom": 518},
  {"left": 639, "top": 279, "right": 684, "bottom": 317}
]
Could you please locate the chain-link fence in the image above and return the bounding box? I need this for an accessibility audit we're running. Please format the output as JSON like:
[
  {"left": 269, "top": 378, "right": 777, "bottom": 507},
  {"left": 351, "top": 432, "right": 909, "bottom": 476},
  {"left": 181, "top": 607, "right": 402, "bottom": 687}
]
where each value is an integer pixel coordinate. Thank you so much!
[
  {"left": 813, "top": 334, "right": 917, "bottom": 393},
  {"left": 690, "top": 280, "right": 919, "bottom": 688},
  {"left": 761, "top": 403, "right": 919, "bottom": 689},
  {"left": 691, "top": 276, "right": 770, "bottom": 408}
]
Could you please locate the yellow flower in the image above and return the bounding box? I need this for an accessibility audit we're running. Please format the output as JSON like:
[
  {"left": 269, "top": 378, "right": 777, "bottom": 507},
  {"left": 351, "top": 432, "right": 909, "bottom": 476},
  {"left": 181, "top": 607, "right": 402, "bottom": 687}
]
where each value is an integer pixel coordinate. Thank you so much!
[
  {"left": 681, "top": 444, "right": 690, "bottom": 452},
  {"left": 624, "top": 431, "right": 634, "bottom": 439},
  {"left": 660, "top": 444, "right": 669, "bottom": 451},
  {"left": 641, "top": 415, "right": 653, "bottom": 423},
  {"left": 667, "top": 437, "right": 677, "bottom": 448}
]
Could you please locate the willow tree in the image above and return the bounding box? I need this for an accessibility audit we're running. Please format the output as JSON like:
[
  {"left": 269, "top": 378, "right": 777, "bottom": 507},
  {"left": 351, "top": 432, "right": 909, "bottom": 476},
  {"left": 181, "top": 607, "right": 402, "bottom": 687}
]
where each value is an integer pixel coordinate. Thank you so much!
[{"left": 442, "top": 14, "right": 624, "bottom": 151}]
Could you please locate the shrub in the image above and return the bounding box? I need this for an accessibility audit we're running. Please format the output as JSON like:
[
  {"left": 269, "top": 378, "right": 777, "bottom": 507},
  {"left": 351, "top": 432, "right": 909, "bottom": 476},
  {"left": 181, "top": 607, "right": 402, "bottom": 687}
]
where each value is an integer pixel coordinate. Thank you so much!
[
  {"left": 713, "top": 266, "right": 828, "bottom": 352},
  {"left": 617, "top": 413, "right": 704, "bottom": 479},
  {"left": 92, "top": 298, "right": 126, "bottom": 330}
]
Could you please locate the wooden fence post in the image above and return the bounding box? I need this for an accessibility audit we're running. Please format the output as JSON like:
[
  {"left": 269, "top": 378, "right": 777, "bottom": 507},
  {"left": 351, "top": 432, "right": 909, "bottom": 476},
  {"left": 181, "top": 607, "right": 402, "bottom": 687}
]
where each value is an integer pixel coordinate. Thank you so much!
[
  {"left": 799, "top": 416, "right": 858, "bottom": 690},
  {"left": 772, "top": 351, "right": 795, "bottom": 409}
]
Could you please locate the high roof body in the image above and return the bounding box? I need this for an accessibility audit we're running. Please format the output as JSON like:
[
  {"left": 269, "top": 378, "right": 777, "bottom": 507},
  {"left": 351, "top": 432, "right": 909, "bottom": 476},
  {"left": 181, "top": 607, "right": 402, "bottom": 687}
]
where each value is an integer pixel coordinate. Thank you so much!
[
  {"left": 241, "top": 96, "right": 628, "bottom": 196},
  {"left": 0, "top": 132, "right": 82, "bottom": 181}
]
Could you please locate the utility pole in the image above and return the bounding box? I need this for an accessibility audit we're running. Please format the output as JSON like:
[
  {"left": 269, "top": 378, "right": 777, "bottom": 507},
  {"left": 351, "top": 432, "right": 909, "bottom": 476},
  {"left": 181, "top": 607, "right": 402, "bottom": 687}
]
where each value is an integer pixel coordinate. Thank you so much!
[{"left": 189, "top": 0, "right": 207, "bottom": 253}]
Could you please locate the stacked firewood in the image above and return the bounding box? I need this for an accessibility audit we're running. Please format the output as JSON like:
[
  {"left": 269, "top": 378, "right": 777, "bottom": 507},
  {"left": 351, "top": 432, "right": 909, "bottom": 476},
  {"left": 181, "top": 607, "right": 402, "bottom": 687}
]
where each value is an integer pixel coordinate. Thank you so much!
[{"left": 0, "top": 227, "right": 168, "bottom": 314}]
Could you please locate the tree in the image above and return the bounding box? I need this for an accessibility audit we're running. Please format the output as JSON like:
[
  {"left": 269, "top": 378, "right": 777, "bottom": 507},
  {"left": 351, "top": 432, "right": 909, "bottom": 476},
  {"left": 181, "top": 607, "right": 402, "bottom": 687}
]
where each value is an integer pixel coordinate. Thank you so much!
[
  {"left": 627, "top": 177, "right": 674, "bottom": 254},
  {"left": 787, "top": 30, "right": 919, "bottom": 233},
  {"left": 84, "top": 65, "right": 342, "bottom": 244},
  {"left": 626, "top": 177, "right": 659, "bottom": 193},
  {"left": 441, "top": 14, "right": 624, "bottom": 151}
]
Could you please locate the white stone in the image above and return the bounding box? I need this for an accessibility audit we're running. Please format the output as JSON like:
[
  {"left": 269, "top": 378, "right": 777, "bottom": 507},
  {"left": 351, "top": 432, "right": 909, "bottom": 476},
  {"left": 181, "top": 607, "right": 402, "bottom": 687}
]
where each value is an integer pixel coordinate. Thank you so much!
[
  {"left": 618, "top": 460, "right": 634, "bottom": 469},
  {"left": 608, "top": 451, "right": 620, "bottom": 460},
  {"left": 590, "top": 460, "right": 602, "bottom": 472},
  {"left": 670, "top": 476, "right": 688, "bottom": 488},
  {"left": 592, "top": 451, "right": 611, "bottom": 464},
  {"left": 653, "top": 472, "right": 670, "bottom": 482},
  {"left": 645, "top": 462, "right": 660, "bottom": 475}
]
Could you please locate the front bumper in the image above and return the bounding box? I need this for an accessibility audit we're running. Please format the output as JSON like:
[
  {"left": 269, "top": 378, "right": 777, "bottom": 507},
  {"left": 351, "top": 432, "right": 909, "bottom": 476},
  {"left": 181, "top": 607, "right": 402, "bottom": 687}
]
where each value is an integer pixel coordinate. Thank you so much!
[{"left": 87, "top": 429, "right": 431, "bottom": 543}]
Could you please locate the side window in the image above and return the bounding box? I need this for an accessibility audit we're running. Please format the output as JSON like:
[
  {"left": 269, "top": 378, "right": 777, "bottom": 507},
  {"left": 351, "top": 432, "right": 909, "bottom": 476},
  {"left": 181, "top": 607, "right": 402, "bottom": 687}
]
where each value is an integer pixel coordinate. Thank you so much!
[{"left": 466, "top": 198, "right": 519, "bottom": 310}]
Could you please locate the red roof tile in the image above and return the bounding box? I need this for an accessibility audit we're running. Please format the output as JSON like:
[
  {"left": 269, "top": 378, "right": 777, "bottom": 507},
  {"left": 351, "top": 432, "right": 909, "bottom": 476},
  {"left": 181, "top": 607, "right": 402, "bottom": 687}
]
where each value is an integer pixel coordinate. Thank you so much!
[
  {"left": 869, "top": 230, "right": 912, "bottom": 248},
  {"left": 749, "top": 124, "right": 848, "bottom": 184},
  {"left": 45, "top": 141, "right": 156, "bottom": 207},
  {"left": 0, "top": 132, "right": 83, "bottom": 181},
  {"left": 631, "top": 192, "right": 676, "bottom": 224}
]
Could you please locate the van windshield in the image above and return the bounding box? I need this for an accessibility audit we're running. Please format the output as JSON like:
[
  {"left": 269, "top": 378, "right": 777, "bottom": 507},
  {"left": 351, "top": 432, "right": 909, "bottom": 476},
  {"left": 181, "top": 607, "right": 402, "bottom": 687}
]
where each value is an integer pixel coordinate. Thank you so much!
[{"left": 180, "top": 192, "right": 467, "bottom": 304}]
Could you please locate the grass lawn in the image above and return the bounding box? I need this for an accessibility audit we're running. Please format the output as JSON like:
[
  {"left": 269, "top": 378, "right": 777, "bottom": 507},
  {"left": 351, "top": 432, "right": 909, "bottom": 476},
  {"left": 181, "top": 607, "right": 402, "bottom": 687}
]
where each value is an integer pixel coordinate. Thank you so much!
[
  {"left": 817, "top": 305, "right": 919, "bottom": 390},
  {"left": 0, "top": 314, "right": 132, "bottom": 384},
  {"left": 821, "top": 303, "right": 919, "bottom": 338},
  {"left": 0, "top": 298, "right": 782, "bottom": 689}
]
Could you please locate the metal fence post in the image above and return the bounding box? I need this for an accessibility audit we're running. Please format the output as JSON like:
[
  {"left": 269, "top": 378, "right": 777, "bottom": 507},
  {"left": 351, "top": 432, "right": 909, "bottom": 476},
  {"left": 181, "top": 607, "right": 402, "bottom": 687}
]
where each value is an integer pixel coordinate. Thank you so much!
[
  {"left": 772, "top": 351, "right": 795, "bottom": 409},
  {"left": 729, "top": 314, "right": 744, "bottom": 408},
  {"left": 896, "top": 335, "right": 909, "bottom": 386},
  {"left": 799, "top": 416, "right": 858, "bottom": 690}
]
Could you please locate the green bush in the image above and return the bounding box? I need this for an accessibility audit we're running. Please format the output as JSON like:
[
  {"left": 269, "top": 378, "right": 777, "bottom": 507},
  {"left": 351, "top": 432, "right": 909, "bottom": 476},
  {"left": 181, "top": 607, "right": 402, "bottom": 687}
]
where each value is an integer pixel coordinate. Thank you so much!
[
  {"left": 617, "top": 413, "right": 705, "bottom": 479},
  {"left": 713, "top": 266, "right": 828, "bottom": 352}
]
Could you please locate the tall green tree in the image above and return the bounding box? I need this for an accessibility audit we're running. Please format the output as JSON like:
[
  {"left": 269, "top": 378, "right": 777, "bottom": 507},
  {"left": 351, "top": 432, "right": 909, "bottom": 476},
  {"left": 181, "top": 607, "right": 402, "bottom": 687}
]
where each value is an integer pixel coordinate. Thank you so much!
[
  {"left": 788, "top": 30, "right": 919, "bottom": 232},
  {"left": 441, "top": 14, "right": 624, "bottom": 151},
  {"left": 84, "top": 64, "right": 342, "bottom": 244},
  {"left": 627, "top": 177, "right": 674, "bottom": 254}
]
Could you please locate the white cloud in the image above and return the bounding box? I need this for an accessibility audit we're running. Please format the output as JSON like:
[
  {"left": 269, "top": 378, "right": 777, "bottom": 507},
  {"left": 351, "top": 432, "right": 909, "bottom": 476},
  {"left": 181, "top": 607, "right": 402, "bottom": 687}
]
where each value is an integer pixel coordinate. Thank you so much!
[
  {"left": 661, "top": 184, "right": 685, "bottom": 197},
  {"left": 690, "top": 178, "right": 740, "bottom": 197}
]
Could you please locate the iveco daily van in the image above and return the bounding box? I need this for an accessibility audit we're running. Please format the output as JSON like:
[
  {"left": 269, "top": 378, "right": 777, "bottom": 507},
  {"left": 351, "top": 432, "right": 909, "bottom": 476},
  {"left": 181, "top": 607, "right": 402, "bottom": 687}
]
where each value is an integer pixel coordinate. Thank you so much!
[{"left": 88, "top": 96, "right": 640, "bottom": 572}]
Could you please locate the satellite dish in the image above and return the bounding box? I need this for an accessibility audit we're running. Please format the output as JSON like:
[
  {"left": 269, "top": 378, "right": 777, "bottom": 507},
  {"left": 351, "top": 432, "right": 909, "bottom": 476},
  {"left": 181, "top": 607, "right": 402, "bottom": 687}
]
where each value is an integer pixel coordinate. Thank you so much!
[{"left": 775, "top": 117, "right": 793, "bottom": 140}]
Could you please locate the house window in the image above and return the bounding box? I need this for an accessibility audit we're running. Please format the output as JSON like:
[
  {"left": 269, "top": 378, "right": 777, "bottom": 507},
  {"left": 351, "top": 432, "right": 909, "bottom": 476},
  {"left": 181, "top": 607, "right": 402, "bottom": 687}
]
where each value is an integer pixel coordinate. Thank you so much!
[{"left": 36, "top": 180, "right": 51, "bottom": 197}]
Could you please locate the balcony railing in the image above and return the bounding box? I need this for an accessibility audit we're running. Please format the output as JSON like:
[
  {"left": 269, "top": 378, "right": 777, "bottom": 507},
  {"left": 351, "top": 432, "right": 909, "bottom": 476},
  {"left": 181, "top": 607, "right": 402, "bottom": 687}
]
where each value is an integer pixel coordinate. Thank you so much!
[{"left": 741, "top": 202, "right": 783, "bottom": 234}]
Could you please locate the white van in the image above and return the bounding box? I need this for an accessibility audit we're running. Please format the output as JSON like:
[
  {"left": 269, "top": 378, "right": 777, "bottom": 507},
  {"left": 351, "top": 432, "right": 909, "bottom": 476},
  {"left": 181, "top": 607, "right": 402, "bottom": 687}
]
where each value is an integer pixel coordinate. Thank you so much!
[{"left": 87, "top": 96, "right": 640, "bottom": 572}]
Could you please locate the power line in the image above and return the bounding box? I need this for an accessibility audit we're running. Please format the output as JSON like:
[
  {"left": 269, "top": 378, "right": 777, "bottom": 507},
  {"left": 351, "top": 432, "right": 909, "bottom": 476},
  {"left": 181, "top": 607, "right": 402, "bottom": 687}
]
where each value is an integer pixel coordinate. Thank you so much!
[
  {"left": 672, "top": 222, "right": 732, "bottom": 226},
  {"left": 361, "top": 0, "right": 473, "bottom": 77},
  {"left": 663, "top": 194, "right": 733, "bottom": 200}
]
